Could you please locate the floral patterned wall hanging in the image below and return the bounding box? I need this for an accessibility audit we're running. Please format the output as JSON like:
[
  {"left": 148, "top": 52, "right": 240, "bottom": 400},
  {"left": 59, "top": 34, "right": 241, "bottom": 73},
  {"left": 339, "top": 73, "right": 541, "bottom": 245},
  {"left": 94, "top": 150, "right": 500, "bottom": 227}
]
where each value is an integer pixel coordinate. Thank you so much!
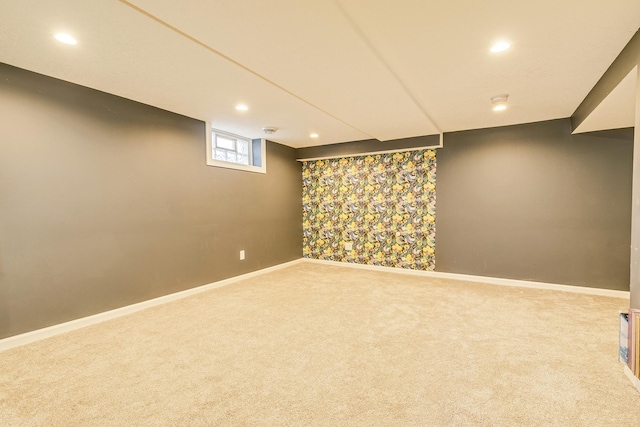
[{"left": 302, "top": 149, "right": 436, "bottom": 270}]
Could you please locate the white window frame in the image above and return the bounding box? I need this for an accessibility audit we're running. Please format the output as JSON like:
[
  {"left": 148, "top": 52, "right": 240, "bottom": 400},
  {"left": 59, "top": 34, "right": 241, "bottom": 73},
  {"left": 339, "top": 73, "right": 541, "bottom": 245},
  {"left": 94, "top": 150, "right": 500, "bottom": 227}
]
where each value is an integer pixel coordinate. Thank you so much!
[{"left": 206, "top": 125, "right": 266, "bottom": 174}]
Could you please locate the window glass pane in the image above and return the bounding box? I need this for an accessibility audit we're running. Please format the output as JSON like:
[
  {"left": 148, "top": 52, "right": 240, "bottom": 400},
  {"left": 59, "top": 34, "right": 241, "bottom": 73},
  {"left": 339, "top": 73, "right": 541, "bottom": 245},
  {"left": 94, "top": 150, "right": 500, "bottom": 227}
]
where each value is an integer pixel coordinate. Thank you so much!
[
  {"left": 237, "top": 154, "right": 249, "bottom": 165},
  {"left": 214, "top": 149, "right": 226, "bottom": 161},
  {"left": 237, "top": 140, "right": 248, "bottom": 155},
  {"left": 216, "top": 135, "right": 235, "bottom": 150},
  {"left": 225, "top": 151, "right": 237, "bottom": 163}
]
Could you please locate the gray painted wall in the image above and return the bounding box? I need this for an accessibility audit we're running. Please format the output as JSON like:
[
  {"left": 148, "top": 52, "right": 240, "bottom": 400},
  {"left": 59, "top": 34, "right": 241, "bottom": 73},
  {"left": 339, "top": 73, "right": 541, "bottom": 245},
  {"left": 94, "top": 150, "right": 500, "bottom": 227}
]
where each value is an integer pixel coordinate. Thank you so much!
[
  {"left": 0, "top": 63, "right": 302, "bottom": 339},
  {"left": 1, "top": 59, "right": 634, "bottom": 340},
  {"left": 574, "top": 30, "right": 639, "bottom": 306},
  {"left": 436, "top": 119, "right": 633, "bottom": 290}
]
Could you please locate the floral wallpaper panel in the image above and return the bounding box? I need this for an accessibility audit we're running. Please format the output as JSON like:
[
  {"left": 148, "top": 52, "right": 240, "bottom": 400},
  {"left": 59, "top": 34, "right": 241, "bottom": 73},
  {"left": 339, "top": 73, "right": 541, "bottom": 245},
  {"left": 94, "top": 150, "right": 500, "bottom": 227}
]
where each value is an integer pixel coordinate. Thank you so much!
[{"left": 302, "top": 149, "right": 436, "bottom": 270}]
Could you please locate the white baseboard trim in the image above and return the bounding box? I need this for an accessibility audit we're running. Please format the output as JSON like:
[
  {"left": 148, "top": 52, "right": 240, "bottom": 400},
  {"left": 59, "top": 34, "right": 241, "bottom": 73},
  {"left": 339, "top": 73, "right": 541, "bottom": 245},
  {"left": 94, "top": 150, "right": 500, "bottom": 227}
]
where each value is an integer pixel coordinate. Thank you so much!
[
  {"left": 302, "top": 258, "right": 630, "bottom": 299},
  {"left": 0, "top": 258, "right": 304, "bottom": 353},
  {"left": 624, "top": 365, "right": 640, "bottom": 395},
  {"left": 2, "top": 257, "right": 629, "bottom": 353}
]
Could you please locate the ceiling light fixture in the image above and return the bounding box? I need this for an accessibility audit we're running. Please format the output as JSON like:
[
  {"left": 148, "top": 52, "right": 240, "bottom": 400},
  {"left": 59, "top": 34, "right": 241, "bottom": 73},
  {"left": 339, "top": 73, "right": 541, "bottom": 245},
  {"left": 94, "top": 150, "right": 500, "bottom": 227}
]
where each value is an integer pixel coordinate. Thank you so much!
[
  {"left": 491, "top": 94, "right": 509, "bottom": 111},
  {"left": 54, "top": 33, "right": 77, "bottom": 45},
  {"left": 490, "top": 41, "right": 510, "bottom": 53},
  {"left": 262, "top": 127, "right": 277, "bottom": 134},
  {"left": 235, "top": 104, "right": 248, "bottom": 111},
  {"left": 310, "top": 133, "right": 319, "bottom": 138}
]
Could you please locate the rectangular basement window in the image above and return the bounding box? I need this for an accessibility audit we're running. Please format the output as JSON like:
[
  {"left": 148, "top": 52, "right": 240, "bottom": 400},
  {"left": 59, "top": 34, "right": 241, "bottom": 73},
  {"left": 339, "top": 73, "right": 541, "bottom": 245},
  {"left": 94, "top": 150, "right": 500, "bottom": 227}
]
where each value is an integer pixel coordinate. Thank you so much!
[{"left": 206, "top": 126, "right": 266, "bottom": 173}]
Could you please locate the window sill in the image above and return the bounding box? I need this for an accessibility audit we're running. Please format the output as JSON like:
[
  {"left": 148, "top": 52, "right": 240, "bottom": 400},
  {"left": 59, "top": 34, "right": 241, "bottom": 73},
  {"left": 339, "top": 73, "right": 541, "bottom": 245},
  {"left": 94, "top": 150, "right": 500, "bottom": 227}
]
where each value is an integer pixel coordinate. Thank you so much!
[{"left": 206, "top": 158, "right": 266, "bottom": 174}]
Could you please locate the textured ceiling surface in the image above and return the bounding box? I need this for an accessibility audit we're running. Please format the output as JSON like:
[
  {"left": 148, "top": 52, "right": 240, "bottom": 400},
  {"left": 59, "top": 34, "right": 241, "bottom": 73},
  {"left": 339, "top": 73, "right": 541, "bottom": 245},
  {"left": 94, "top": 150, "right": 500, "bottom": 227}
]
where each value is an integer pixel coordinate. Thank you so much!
[{"left": 0, "top": 0, "right": 638, "bottom": 147}]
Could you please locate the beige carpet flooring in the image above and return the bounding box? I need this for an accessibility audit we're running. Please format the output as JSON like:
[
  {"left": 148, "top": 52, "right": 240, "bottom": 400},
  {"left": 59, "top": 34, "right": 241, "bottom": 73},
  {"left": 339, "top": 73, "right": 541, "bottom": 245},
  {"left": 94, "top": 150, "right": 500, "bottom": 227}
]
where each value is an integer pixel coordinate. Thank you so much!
[{"left": 1, "top": 262, "right": 639, "bottom": 426}]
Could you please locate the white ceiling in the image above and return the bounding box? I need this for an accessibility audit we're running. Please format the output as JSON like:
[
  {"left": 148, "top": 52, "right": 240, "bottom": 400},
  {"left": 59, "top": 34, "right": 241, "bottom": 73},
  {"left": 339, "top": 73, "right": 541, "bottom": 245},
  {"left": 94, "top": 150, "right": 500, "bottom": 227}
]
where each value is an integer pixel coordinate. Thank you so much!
[{"left": 0, "top": 0, "right": 638, "bottom": 148}]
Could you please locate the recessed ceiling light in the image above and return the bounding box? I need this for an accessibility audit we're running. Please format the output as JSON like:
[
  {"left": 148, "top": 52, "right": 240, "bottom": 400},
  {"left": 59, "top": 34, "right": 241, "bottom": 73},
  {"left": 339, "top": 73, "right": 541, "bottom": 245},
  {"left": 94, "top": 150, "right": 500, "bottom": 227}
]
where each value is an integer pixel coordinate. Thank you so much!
[
  {"left": 490, "top": 41, "right": 510, "bottom": 53},
  {"left": 235, "top": 104, "right": 248, "bottom": 111},
  {"left": 310, "top": 133, "right": 319, "bottom": 138},
  {"left": 491, "top": 94, "right": 509, "bottom": 111},
  {"left": 54, "top": 33, "right": 77, "bottom": 45}
]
